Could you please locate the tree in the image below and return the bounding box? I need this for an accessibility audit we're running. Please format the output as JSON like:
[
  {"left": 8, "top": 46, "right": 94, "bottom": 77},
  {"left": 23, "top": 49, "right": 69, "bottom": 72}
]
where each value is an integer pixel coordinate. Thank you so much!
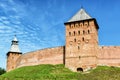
[{"left": 0, "top": 67, "right": 6, "bottom": 75}]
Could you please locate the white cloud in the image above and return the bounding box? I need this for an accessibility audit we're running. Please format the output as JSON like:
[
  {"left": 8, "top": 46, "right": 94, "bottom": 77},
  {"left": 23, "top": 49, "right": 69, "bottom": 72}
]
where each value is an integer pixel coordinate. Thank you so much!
[
  {"left": 2, "top": 20, "right": 10, "bottom": 24},
  {"left": 0, "top": 16, "right": 8, "bottom": 20},
  {"left": 0, "top": 3, "right": 6, "bottom": 9}
]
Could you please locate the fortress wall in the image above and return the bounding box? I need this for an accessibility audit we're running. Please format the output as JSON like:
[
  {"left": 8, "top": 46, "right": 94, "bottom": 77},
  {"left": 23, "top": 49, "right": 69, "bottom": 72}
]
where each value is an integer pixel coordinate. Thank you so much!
[
  {"left": 98, "top": 46, "right": 120, "bottom": 66},
  {"left": 16, "top": 46, "right": 65, "bottom": 68}
]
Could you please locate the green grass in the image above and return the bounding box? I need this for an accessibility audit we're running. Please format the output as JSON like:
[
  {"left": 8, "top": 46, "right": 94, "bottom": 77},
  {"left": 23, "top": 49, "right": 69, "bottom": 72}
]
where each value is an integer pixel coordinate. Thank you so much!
[{"left": 0, "top": 64, "right": 120, "bottom": 80}]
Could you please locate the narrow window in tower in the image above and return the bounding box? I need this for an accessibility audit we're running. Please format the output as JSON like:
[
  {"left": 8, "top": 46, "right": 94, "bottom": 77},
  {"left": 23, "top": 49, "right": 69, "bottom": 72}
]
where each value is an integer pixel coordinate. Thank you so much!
[
  {"left": 88, "top": 30, "right": 90, "bottom": 34},
  {"left": 79, "top": 56, "right": 81, "bottom": 59},
  {"left": 85, "top": 23, "right": 88, "bottom": 27},
  {"left": 73, "top": 31, "right": 75, "bottom": 36},
  {"left": 80, "top": 23, "right": 83, "bottom": 27},
  {"left": 82, "top": 37, "right": 84, "bottom": 41},
  {"left": 78, "top": 31, "right": 80, "bottom": 35},
  {"left": 84, "top": 23, "right": 86, "bottom": 26},
  {"left": 74, "top": 38, "right": 76, "bottom": 42},
  {"left": 69, "top": 32, "right": 71, "bottom": 36},
  {"left": 78, "top": 46, "right": 80, "bottom": 50},
  {"left": 83, "top": 30, "right": 85, "bottom": 34}
]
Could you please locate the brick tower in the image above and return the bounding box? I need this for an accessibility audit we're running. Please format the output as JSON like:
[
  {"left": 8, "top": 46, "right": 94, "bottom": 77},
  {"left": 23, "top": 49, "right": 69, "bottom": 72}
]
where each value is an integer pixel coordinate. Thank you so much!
[
  {"left": 7, "top": 35, "right": 22, "bottom": 72},
  {"left": 64, "top": 8, "right": 99, "bottom": 71}
]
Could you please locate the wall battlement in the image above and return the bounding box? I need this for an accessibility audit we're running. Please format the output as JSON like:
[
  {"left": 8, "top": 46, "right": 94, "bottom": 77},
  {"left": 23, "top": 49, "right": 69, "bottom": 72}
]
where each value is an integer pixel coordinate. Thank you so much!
[
  {"left": 100, "top": 46, "right": 120, "bottom": 49},
  {"left": 98, "top": 46, "right": 120, "bottom": 66}
]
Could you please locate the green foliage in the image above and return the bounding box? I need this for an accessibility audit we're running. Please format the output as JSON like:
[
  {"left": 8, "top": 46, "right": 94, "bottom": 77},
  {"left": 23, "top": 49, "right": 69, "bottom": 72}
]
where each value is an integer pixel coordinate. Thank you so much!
[
  {"left": 0, "top": 68, "right": 6, "bottom": 75},
  {"left": 0, "top": 65, "right": 120, "bottom": 80}
]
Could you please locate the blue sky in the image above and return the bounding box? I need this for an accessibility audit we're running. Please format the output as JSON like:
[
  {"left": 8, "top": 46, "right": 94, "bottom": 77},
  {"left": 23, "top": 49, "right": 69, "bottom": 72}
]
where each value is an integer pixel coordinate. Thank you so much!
[{"left": 0, "top": 0, "right": 120, "bottom": 69}]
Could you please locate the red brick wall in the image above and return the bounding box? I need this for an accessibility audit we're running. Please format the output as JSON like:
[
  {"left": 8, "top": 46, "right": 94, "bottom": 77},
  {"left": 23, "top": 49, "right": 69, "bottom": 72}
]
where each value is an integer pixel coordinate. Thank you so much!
[
  {"left": 7, "top": 52, "right": 22, "bottom": 72},
  {"left": 16, "top": 46, "right": 65, "bottom": 68},
  {"left": 98, "top": 46, "right": 120, "bottom": 66}
]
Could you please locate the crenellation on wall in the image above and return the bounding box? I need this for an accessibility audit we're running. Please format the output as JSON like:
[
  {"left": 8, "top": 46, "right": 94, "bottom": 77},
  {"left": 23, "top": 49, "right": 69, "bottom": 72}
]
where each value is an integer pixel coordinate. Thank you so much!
[{"left": 98, "top": 46, "right": 120, "bottom": 66}]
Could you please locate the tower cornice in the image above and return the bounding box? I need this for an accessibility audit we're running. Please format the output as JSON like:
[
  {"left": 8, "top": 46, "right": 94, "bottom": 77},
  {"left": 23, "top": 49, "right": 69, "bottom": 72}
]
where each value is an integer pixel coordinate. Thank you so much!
[
  {"left": 64, "top": 18, "right": 99, "bottom": 29},
  {"left": 7, "top": 52, "right": 22, "bottom": 56}
]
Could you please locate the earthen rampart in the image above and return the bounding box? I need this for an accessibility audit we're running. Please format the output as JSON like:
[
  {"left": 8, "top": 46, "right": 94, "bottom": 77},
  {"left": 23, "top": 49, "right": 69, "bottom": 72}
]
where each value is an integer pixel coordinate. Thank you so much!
[
  {"left": 16, "top": 46, "right": 65, "bottom": 68},
  {"left": 98, "top": 46, "right": 120, "bottom": 66}
]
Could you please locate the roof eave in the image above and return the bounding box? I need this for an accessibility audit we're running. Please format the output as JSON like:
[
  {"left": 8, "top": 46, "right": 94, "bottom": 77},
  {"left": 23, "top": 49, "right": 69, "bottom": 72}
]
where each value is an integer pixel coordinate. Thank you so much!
[
  {"left": 64, "top": 18, "right": 99, "bottom": 29},
  {"left": 7, "top": 51, "right": 22, "bottom": 56}
]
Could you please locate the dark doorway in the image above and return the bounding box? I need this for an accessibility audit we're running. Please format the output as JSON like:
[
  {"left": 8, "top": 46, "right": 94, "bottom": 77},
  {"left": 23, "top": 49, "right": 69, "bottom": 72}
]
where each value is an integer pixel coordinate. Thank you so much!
[{"left": 77, "top": 68, "right": 83, "bottom": 72}]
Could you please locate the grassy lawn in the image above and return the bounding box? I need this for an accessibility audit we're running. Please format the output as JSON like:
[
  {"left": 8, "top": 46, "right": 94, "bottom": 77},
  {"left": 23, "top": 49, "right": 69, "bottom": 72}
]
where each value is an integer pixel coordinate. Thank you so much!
[{"left": 0, "top": 64, "right": 120, "bottom": 80}]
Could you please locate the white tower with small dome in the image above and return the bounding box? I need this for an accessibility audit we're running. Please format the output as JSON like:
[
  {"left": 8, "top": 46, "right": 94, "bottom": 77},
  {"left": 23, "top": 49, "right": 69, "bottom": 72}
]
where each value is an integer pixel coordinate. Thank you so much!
[
  {"left": 9, "top": 35, "right": 21, "bottom": 53},
  {"left": 7, "top": 35, "right": 22, "bottom": 72}
]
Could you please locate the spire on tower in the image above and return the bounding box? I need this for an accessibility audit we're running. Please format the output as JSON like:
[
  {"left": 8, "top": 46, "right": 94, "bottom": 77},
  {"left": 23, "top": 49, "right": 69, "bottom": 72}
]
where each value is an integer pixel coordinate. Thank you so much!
[
  {"left": 67, "top": 8, "right": 92, "bottom": 22},
  {"left": 13, "top": 35, "right": 18, "bottom": 42},
  {"left": 9, "top": 35, "right": 21, "bottom": 53}
]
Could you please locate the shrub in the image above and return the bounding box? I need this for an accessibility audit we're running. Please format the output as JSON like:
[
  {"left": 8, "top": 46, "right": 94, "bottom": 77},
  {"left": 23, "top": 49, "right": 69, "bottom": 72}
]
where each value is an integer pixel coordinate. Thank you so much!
[{"left": 0, "top": 68, "right": 6, "bottom": 75}]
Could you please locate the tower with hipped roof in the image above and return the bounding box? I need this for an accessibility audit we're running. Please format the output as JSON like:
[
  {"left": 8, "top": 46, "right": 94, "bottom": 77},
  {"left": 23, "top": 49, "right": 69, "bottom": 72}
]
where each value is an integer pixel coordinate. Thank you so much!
[
  {"left": 6, "top": 35, "right": 22, "bottom": 72},
  {"left": 64, "top": 8, "right": 99, "bottom": 71}
]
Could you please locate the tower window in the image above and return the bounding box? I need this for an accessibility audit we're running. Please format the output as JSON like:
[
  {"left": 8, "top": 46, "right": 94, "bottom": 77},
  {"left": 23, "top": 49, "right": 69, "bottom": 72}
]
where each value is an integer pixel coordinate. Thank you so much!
[
  {"left": 84, "top": 23, "right": 88, "bottom": 27},
  {"left": 78, "top": 31, "right": 80, "bottom": 35},
  {"left": 69, "top": 32, "right": 71, "bottom": 36},
  {"left": 73, "top": 31, "right": 75, "bottom": 36},
  {"left": 82, "top": 37, "right": 84, "bottom": 41},
  {"left": 88, "top": 30, "right": 90, "bottom": 34},
  {"left": 74, "top": 38, "right": 76, "bottom": 42},
  {"left": 78, "top": 46, "right": 80, "bottom": 49},
  {"left": 80, "top": 23, "right": 83, "bottom": 27},
  {"left": 83, "top": 30, "right": 85, "bottom": 34}
]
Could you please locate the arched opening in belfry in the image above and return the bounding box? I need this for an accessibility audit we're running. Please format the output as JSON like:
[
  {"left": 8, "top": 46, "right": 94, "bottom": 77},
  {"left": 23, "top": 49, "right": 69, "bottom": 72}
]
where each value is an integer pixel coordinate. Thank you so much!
[{"left": 77, "top": 68, "right": 83, "bottom": 72}]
